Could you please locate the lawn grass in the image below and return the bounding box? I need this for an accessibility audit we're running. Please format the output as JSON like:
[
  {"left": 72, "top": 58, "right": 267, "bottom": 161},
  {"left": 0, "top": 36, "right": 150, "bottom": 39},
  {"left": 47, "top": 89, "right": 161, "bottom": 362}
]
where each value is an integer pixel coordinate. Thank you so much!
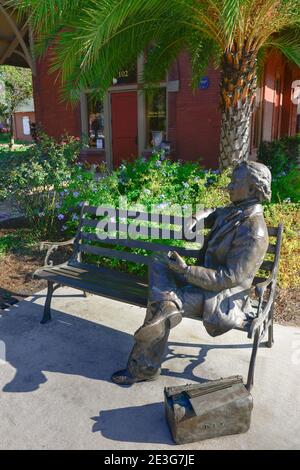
[
  {"left": 0, "top": 229, "right": 37, "bottom": 256},
  {"left": 0, "top": 133, "right": 32, "bottom": 158}
]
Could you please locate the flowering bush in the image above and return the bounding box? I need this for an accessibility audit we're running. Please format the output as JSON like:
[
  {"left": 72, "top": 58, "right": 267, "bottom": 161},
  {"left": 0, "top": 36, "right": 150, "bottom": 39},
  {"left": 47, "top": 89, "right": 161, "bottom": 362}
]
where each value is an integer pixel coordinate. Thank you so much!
[
  {"left": 58, "top": 152, "right": 231, "bottom": 234},
  {"left": 0, "top": 132, "right": 83, "bottom": 237},
  {"left": 258, "top": 134, "right": 300, "bottom": 179}
]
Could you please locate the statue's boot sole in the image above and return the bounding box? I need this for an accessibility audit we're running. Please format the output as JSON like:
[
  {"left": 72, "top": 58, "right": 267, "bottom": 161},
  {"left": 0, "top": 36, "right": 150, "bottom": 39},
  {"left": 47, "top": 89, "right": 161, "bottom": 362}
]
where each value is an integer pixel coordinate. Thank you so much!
[
  {"left": 134, "top": 310, "right": 182, "bottom": 343},
  {"left": 111, "top": 368, "right": 161, "bottom": 385}
]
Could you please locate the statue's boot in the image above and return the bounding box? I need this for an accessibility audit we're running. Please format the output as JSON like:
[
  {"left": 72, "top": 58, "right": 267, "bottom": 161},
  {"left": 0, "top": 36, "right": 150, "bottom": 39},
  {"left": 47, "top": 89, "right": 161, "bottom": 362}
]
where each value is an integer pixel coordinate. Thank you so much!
[
  {"left": 111, "top": 367, "right": 161, "bottom": 385},
  {"left": 134, "top": 300, "right": 182, "bottom": 343}
]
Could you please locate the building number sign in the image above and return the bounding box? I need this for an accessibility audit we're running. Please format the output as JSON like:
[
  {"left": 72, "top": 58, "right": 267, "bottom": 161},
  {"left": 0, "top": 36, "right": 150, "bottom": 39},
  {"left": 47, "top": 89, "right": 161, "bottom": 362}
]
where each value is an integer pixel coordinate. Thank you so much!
[{"left": 118, "top": 70, "right": 129, "bottom": 78}]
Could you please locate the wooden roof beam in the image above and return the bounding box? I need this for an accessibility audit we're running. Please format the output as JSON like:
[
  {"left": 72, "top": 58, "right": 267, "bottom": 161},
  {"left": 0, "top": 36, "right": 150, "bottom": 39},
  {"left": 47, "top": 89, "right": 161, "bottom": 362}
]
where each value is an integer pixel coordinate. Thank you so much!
[{"left": 0, "top": 4, "right": 35, "bottom": 74}]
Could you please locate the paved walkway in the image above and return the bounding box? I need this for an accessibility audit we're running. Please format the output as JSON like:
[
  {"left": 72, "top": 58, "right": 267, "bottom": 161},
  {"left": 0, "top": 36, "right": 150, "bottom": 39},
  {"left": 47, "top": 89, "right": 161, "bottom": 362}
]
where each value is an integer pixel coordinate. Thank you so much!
[
  {"left": 0, "top": 287, "right": 299, "bottom": 450},
  {"left": 0, "top": 198, "right": 22, "bottom": 224}
]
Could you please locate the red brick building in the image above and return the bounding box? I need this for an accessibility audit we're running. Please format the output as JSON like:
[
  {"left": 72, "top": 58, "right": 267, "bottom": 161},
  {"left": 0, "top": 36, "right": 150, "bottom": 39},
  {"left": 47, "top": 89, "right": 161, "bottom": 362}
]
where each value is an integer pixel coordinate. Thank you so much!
[{"left": 32, "top": 49, "right": 300, "bottom": 170}]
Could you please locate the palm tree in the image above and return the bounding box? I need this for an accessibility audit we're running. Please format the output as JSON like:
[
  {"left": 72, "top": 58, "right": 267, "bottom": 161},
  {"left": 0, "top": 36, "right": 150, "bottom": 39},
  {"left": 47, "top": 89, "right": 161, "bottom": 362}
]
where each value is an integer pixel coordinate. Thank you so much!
[{"left": 13, "top": 0, "right": 300, "bottom": 168}]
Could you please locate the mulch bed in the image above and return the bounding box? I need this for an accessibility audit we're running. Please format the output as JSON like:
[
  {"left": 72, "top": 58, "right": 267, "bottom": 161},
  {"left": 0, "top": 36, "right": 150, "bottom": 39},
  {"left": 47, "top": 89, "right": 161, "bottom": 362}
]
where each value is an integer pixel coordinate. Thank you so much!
[
  {"left": 0, "top": 252, "right": 46, "bottom": 308},
  {"left": 0, "top": 229, "right": 299, "bottom": 327},
  {"left": 273, "top": 288, "right": 300, "bottom": 327}
]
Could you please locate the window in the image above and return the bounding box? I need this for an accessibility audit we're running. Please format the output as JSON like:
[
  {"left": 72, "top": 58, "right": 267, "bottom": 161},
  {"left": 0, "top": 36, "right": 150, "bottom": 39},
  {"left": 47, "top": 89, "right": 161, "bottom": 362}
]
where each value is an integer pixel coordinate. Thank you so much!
[
  {"left": 146, "top": 88, "right": 167, "bottom": 146},
  {"left": 22, "top": 116, "right": 30, "bottom": 135},
  {"left": 87, "top": 96, "right": 105, "bottom": 148}
]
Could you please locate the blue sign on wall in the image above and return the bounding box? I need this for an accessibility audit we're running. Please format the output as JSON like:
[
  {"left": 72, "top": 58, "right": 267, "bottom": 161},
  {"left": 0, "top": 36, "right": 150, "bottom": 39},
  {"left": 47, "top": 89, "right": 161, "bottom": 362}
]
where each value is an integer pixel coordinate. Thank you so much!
[{"left": 199, "top": 76, "right": 210, "bottom": 89}]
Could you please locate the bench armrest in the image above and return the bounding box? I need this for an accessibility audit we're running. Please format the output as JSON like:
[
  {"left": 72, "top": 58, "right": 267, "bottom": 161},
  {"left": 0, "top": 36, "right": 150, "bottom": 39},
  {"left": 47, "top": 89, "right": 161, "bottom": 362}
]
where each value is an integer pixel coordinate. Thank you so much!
[
  {"left": 39, "top": 239, "right": 75, "bottom": 250},
  {"left": 254, "top": 275, "right": 274, "bottom": 298},
  {"left": 248, "top": 278, "right": 277, "bottom": 339},
  {"left": 40, "top": 238, "right": 75, "bottom": 267}
]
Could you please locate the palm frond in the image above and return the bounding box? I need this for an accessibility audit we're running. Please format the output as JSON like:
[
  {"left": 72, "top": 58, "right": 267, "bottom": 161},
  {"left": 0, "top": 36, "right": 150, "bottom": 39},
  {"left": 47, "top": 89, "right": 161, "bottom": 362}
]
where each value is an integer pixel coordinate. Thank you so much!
[
  {"left": 222, "top": 0, "right": 240, "bottom": 46},
  {"left": 267, "top": 29, "right": 300, "bottom": 67},
  {"left": 10, "top": 0, "right": 300, "bottom": 103}
]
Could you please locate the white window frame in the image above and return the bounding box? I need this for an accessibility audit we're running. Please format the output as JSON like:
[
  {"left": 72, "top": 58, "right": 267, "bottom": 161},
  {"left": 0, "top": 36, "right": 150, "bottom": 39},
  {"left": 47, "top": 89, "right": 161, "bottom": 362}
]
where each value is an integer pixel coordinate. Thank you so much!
[{"left": 80, "top": 55, "right": 179, "bottom": 169}]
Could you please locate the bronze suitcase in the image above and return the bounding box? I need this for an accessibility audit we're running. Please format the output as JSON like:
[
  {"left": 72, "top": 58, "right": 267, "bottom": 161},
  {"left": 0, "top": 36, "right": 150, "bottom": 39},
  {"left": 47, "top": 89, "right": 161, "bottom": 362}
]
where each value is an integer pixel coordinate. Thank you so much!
[{"left": 164, "top": 375, "right": 253, "bottom": 444}]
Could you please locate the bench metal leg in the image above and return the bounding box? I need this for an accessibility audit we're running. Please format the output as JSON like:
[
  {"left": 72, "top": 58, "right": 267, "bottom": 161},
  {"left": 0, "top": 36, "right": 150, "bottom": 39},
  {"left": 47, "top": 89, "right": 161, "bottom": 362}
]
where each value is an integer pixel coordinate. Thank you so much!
[
  {"left": 41, "top": 281, "right": 54, "bottom": 324},
  {"left": 246, "top": 327, "right": 261, "bottom": 391},
  {"left": 267, "top": 307, "right": 274, "bottom": 348}
]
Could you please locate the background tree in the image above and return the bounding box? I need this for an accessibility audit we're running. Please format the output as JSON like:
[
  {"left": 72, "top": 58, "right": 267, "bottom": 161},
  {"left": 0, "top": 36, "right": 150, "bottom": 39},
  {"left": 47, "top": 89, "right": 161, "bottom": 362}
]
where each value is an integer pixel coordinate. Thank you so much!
[
  {"left": 14, "top": 0, "right": 300, "bottom": 168},
  {"left": 0, "top": 65, "right": 33, "bottom": 147}
]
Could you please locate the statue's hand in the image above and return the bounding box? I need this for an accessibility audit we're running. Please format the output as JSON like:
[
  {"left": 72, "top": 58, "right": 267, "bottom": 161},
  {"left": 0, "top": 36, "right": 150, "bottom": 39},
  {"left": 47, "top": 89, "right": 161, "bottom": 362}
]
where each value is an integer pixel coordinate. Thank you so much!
[{"left": 167, "top": 251, "right": 188, "bottom": 274}]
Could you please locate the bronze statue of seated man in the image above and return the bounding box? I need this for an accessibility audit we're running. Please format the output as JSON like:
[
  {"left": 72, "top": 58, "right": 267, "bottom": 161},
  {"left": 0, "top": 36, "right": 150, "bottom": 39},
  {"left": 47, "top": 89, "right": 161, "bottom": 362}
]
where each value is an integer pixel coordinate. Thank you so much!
[{"left": 112, "top": 161, "right": 272, "bottom": 385}]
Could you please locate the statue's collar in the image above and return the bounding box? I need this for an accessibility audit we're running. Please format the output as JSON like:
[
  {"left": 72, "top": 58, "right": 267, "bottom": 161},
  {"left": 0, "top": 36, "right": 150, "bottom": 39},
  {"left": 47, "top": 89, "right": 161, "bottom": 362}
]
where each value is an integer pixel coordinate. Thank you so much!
[{"left": 230, "top": 198, "right": 263, "bottom": 217}]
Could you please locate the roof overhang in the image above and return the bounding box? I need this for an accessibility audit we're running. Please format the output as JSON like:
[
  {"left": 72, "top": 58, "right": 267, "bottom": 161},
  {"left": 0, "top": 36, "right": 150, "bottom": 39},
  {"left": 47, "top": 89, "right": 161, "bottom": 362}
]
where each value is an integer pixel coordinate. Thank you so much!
[{"left": 0, "top": 2, "right": 35, "bottom": 74}]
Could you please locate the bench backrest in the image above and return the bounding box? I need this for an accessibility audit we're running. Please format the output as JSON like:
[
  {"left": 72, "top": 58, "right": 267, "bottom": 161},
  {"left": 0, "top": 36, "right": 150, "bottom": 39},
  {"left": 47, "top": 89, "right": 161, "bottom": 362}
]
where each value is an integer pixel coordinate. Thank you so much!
[
  {"left": 72, "top": 204, "right": 283, "bottom": 285},
  {"left": 253, "top": 224, "right": 283, "bottom": 287},
  {"left": 74, "top": 203, "right": 201, "bottom": 265}
]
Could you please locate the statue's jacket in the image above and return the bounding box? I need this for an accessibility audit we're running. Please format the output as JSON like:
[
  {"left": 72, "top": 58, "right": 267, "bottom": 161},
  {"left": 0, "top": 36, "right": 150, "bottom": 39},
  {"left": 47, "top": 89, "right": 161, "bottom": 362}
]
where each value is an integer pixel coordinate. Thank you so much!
[{"left": 187, "top": 200, "right": 269, "bottom": 336}]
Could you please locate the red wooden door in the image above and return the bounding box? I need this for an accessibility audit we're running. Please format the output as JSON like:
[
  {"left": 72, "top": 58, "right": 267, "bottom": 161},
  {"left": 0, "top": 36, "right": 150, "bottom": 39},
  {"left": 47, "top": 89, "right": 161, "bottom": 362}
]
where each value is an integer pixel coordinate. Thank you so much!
[{"left": 111, "top": 92, "right": 138, "bottom": 167}]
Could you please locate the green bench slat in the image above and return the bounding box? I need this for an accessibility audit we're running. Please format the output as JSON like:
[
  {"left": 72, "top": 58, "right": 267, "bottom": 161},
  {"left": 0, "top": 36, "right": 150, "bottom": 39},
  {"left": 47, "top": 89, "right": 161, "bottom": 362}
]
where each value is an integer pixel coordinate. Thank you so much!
[
  {"left": 80, "top": 232, "right": 201, "bottom": 257},
  {"left": 260, "top": 260, "right": 274, "bottom": 272},
  {"left": 267, "top": 227, "right": 278, "bottom": 237},
  {"left": 79, "top": 244, "right": 151, "bottom": 264},
  {"left": 83, "top": 206, "right": 187, "bottom": 226},
  {"left": 82, "top": 219, "right": 194, "bottom": 241}
]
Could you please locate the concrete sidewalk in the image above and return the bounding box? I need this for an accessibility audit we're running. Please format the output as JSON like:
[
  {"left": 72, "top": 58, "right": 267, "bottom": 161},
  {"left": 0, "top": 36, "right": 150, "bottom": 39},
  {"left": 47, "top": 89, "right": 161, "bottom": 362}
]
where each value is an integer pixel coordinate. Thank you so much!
[
  {"left": 0, "top": 287, "right": 299, "bottom": 450},
  {"left": 0, "top": 198, "right": 22, "bottom": 224}
]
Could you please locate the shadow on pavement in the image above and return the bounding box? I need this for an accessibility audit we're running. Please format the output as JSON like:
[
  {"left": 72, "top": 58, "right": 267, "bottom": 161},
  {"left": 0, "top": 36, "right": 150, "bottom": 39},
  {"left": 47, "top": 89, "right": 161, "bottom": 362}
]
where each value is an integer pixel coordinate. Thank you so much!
[{"left": 91, "top": 402, "right": 173, "bottom": 445}]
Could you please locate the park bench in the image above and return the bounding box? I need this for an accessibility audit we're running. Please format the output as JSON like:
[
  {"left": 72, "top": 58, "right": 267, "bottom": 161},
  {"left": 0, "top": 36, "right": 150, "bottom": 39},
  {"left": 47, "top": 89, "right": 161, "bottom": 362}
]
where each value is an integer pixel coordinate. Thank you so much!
[{"left": 34, "top": 203, "right": 283, "bottom": 390}]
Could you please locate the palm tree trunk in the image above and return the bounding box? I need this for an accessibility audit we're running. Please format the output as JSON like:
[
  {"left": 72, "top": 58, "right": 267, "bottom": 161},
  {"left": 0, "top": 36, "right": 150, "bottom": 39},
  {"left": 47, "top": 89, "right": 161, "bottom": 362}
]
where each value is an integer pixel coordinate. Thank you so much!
[{"left": 219, "top": 45, "right": 257, "bottom": 169}]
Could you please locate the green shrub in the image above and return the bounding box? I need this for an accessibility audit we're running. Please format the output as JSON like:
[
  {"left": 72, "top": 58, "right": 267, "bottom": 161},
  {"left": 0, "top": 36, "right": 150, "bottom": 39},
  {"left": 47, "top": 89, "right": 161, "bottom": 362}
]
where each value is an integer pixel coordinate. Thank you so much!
[
  {"left": 59, "top": 153, "right": 231, "bottom": 234},
  {"left": 0, "top": 132, "right": 83, "bottom": 238},
  {"left": 271, "top": 168, "right": 300, "bottom": 203},
  {"left": 258, "top": 134, "right": 300, "bottom": 178}
]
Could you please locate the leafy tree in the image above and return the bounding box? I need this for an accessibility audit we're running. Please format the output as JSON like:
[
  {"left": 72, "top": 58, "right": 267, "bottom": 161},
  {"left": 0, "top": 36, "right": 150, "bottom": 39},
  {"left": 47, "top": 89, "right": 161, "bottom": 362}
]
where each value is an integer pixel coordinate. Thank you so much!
[
  {"left": 14, "top": 0, "right": 300, "bottom": 167},
  {"left": 0, "top": 65, "right": 33, "bottom": 147}
]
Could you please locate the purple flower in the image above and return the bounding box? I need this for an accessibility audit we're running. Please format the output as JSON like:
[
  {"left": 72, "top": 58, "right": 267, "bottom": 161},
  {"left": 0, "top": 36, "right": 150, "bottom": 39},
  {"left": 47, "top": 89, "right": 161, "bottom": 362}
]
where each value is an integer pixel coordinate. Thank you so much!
[
  {"left": 58, "top": 214, "right": 65, "bottom": 221},
  {"left": 73, "top": 191, "right": 79, "bottom": 197}
]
